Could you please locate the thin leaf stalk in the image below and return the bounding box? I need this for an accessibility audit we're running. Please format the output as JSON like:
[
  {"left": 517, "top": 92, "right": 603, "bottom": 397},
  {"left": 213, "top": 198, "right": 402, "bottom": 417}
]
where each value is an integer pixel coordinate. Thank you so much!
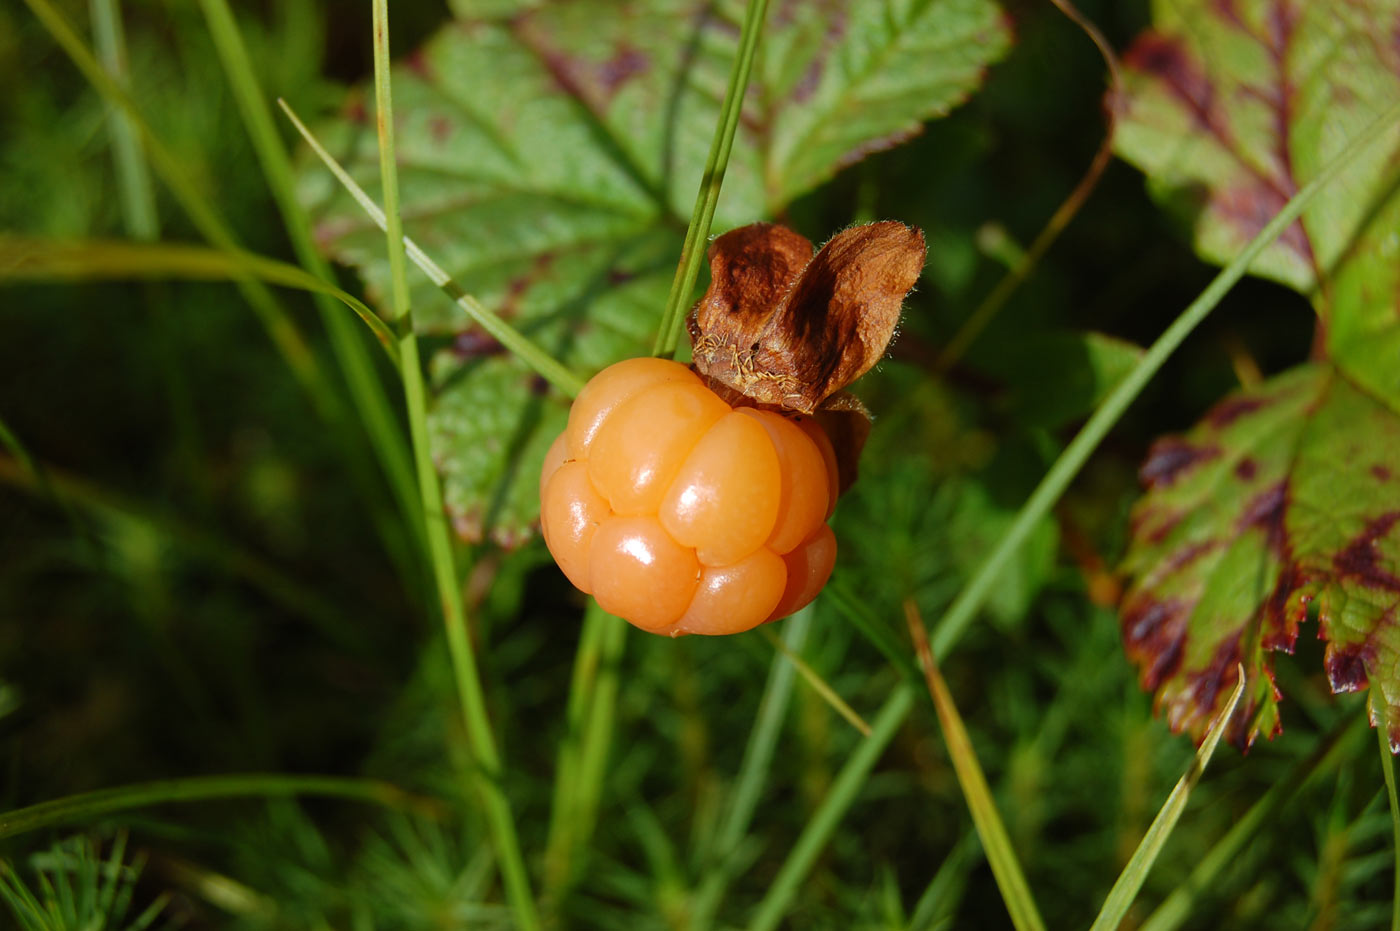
[
  {"left": 904, "top": 599, "right": 1047, "bottom": 931},
  {"left": 935, "top": 0, "right": 1122, "bottom": 372},
  {"left": 1375, "top": 693, "right": 1400, "bottom": 931},
  {"left": 1088, "top": 666, "right": 1247, "bottom": 931},
  {"left": 691, "top": 607, "right": 813, "bottom": 930},
  {"left": 277, "top": 100, "right": 585, "bottom": 399},
  {"left": 369, "top": 4, "right": 540, "bottom": 928},
  {"left": 1139, "top": 716, "right": 1363, "bottom": 931},
  {"left": 745, "top": 685, "right": 916, "bottom": 931},
  {"left": 931, "top": 98, "right": 1400, "bottom": 657},
  {"left": 194, "top": 0, "right": 426, "bottom": 574},
  {"left": 653, "top": 0, "right": 771, "bottom": 358},
  {"left": 0, "top": 775, "right": 441, "bottom": 839}
]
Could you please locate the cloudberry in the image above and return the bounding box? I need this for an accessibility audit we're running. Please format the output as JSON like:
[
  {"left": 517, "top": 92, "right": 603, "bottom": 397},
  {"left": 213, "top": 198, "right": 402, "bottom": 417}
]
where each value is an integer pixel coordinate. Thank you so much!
[{"left": 539, "top": 357, "right": 838, "bottom": 636}]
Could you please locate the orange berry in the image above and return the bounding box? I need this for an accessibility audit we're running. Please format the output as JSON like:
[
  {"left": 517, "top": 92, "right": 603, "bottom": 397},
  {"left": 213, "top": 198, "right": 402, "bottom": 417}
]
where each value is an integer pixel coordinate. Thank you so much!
[
  {"left": 589, "top": 515, "right": 700, "bottom": 632},
  {"left": 539, "top": 358, "right": 842, "bottom": 636},
  {"left": 793, "top": 415, "right": 840, "bottom": 519},
  {"left": 540, "top": 460, "right": 608, "bottom": 593},
  {"left": 659, "top": 411, "right": 780, "bottom": 566},
  {"left": 767, "top": 524, "right": 837, "bottom": 622},
  {"left": 566, "top": 356, "right": 700, "bottom": 459},
  {"left": 738, "top": 409, "right": 829, "bottom": 554},
  {"left": 588, "top": 381, "right": 729, "bottom": 516}
]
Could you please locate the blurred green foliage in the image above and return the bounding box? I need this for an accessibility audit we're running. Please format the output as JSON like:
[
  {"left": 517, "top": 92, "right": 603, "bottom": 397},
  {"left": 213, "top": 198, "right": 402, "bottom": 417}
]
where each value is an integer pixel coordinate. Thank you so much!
[{"left": 1, "top": 0, "right": 1393, "bottom": 928}]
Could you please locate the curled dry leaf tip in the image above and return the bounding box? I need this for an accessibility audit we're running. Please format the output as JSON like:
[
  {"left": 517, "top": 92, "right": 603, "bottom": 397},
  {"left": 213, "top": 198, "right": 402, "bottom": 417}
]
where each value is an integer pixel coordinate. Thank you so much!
[{"left": 687, "top": 219, "right": 925, "bottom": 492}]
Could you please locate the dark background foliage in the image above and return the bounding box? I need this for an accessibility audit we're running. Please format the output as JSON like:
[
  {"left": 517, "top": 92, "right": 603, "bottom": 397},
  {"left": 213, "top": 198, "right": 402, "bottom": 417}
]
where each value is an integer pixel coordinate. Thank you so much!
[{"left": 0, "top": 0, "right": 1383, "bottom": 927}]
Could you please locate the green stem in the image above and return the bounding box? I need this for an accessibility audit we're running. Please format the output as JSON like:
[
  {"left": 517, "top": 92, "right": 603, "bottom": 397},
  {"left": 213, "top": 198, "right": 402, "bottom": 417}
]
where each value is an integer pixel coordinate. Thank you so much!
[
  {"left": 930, "top": 98, "right": 1400, "bottom": 657},
  {"left": 195, "top": 0, "right": 425, "bottom": 576},
  {"left": 1087, "top": 667, "right": 1246, "bottom": 931},
  {"left": 745, "top": 685, "right": 915, "bottom": 931},
  {"left": 1, "top": 235, "right": 397, "bottom": 351},
  {"left": 905, "top": 600, "right": 1045, "bottom": 931},
  {"left": 691, "top": 607, "right": 812, "bottom": 930},
  {"left": 0, "top": 775, "right": 440, "bottom": 839},
  {"left": 369, "top": 4, "right": 540, "bottom": 928},
  {"left": 1139, "top": 716, "right": 1361, "bottom": 931},
  {"left": 88, "top": 0, "right": 157, "bottom": 240},
  {"left": 1377, "top": 697, "right": 1400, "bottom": 931},
  {"left": 651, "top": 0, "right": 770, "bottom": 358},
  {"left": 277, "top": 100, "right": 585, "bottom": 399},
  {"left": 759, "top": 625, "right": 870, "bottom": 736}
]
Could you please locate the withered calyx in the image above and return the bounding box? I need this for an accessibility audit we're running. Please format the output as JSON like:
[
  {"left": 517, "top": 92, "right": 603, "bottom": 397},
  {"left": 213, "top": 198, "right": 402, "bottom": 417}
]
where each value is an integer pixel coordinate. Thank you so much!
[{"left": 687, "top": 220, "right": 926, "bottom": 492}]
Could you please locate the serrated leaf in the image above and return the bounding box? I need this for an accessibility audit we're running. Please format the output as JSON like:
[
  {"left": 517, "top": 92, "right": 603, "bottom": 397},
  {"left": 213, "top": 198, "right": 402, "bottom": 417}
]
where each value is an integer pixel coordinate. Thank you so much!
[
  {"left": 302, "top": 0, "right": 1009, "bottom": 545},
  {"left": 1112, "top": 0, "right": 1400, "bottom": 411},
  {"left": 1120, "top": 363, "right": 1400, "bottom": 748}
]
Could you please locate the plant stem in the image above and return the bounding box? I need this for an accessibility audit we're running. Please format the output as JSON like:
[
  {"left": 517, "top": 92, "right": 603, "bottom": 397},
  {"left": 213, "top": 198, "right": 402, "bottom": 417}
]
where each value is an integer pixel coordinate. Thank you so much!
[
  {"left": 278, "top": 100, "right": 585, "bottom": 399},
  {"left": 691, "top": 607, "right": 812, "bottom": 930},
  {"left": 745, "top": 685, "right": 915, "bottom": 931},
  {"left": 934, "top": 0, "right": 1121, "bottom": 372},
  {"left": 0, "top": 775, "right": 440, "bottom": 839},
  {"left": 904, "top": 599, "right": 1046, "bottom": 931},
  {"left": 930, "top": 98, "right": 1400, "bottom": 658},
  {"left": 1377, "top": 696, "right": 1400, "bottom": 931},
  {"left": 369, "top": 4, "right": 540, "bottom": 927},
  {"left": 651, "top": 0, "right": 770, "bottom": 358},
  {"left": 1088, "top": 667, "right": 1246, "bottom": 931},
  {"left": 195, "top": 0, "right": 425, "bottom": 580}
]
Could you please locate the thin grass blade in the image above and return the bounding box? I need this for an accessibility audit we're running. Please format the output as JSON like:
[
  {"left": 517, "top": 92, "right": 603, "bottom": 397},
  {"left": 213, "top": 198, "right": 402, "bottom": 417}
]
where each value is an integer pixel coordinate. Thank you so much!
[
  {"left": 904, "top": 599, "right": 1046, "bottom": 931},
  {"left": 760, "top": 625, "right": 870, "bottom": 736},
  {"left": 930, "top": 99, "right": 1400, "bottom": 658},
  {"left": 691, "top": 607, "right": 813, "bottom": 930},
  {"left": 0, "top": 235, "right": 397, "bottom": 352},
  {"left": 1088, "top": 666, "right": 1248, "bottom": 931},
  {"left": 278, "top": 99, "right": 585, "bottom": 399},
  {"left": 1139, "top": 716, "right": 1363, "bottom": 931},
  {"left": 0, "top": 775, "right": 441, "bottom": 839},
  {"left": 368, "top": 3, "right": 540, "bottom": 926},
  {"left": 194, "top": 0, "right": 423, "bottom": 567},
  {"left": 745, "top": 685, "right": 915, "bottom": 931}
]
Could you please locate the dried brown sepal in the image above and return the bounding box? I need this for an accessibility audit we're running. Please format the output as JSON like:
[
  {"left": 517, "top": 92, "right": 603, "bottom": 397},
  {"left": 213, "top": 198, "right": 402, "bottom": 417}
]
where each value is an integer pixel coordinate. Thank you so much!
[
  {"left": 814, "top": 392, "right": 871, "bottom": 496},
  {"left": 689, "top": 220, "right": 926, "bottom": 414}
]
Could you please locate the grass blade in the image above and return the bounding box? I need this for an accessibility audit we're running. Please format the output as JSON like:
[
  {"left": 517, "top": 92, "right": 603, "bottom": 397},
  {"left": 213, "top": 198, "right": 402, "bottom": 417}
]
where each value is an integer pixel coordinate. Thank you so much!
[
  {"left": 745, "top": 684, "right": 915, "bottom": 931},
  {"left": 930, "top": 98, "right": 1400, "bottom": 658},
  {"left": 1377, "top": 694, "right": 1400, "bottom": 931},
  {"left": 934, "top": 0, "right": 1121, "bottom": 372},
  {"left": 194, "top": 0, "right": 423, "bottom": 567},
  {"left": 0, "top": 775, "right": 441, "bottom": 838},
  {"left": 88, "top": 0, "right": 156, "bottom": 240},
  {"left": 0, "top": 235, "right": 397, "bottom": 352},
  {"left": 691, "top": 607, "right": 813, "bottom": 930},
  {"left": 1139, "top": 716, "right": 1362, "bottom": 931},
  {"left": 759, "top": 625, "right": 870, "bottom": 736},
  {"left": 904, "top": 599, "right": 1046, "bottom": 931},
  {"left": 277, "top": 99, "right": 585, "bottom": 399},
  {"left": 1088, "top": 666, "right": 1248, "bottom": 931},
  {"left": 369, "top": 4, "right": 540, "bottom": 927},
  {"left": 651, "top": 0, "right": 770, "bottom": 358}
]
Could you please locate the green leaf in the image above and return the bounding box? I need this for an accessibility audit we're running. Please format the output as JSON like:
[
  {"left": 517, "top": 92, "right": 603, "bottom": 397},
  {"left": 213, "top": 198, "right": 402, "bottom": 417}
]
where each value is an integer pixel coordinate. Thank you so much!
[
  {"left": 1120, "top": 363, "right": 1400, "bottom": 747},
  {"left": 303, "top": 0, "right": 1010, "bottom": 546},
  {"left": 1112, "top": 0, "right": 1400, "bottom": 411}
]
